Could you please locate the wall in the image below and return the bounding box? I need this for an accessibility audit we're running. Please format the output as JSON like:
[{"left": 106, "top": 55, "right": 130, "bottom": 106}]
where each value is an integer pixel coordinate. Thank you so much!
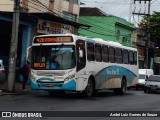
[
  {"left": 0, "top": 0, "right": 14, "bottom": 12},
  {"left": 78, "top": 16, "right": 134, "bottom": 46}
]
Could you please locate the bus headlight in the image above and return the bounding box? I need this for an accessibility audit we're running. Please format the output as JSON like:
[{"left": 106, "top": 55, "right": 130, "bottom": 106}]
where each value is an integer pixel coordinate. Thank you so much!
[
  {"left": 30, "top": 74, "right": 36, "bottom": 81},
  {"left": 64, "top": 74, "right": 75, "bottom": 82}
]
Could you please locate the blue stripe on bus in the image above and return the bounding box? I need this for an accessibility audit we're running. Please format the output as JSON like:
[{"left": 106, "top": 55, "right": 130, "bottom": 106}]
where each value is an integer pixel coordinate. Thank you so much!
[
  {"left": 30, "top": 79, "right": 76, "bottom": 91},
  {"left": 95, "top": 66, "right": 137, "bottom": 86}
]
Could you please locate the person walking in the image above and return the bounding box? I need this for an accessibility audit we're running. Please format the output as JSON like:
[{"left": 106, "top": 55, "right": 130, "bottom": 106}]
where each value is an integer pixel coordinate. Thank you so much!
[{"left": 20, "top": 60, "right": 30, "bottom": 90}]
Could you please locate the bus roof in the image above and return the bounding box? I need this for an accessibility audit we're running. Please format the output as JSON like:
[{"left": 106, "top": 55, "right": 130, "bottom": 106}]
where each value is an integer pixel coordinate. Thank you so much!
[{"left": 33, "top": 34, "right": 137, "bottom": 51}]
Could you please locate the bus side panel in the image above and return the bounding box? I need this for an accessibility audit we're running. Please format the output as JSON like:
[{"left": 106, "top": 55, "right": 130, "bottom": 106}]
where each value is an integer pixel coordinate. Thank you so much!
[
  {"left": 75, "top": 69, "right": 89, "bottom": 91},
  {"left": 95, "top": 65, "right": 137, "bottom": 89}
]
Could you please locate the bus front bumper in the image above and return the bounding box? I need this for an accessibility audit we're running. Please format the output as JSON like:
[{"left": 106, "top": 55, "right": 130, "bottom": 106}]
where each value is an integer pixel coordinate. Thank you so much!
[{"left": 30, "top": 79, "right": 76, "bottom": 91}]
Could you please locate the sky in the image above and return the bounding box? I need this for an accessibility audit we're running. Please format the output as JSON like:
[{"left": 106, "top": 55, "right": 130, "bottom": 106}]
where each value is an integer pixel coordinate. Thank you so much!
[{"left": 80, "top": 0, "right": 160, "bottom": 26}]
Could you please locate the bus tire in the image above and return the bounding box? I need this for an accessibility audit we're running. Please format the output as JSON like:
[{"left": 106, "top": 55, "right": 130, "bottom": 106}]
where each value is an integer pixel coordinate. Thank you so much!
[
  {"left": 83, "top": 78, "right": 94, "bottom": 97},
  {"left": 120, "top": 78, "right": 126, "bottom": 94},
  {"left": 114, "top": 78, "right": 126, "bottom": 95}
]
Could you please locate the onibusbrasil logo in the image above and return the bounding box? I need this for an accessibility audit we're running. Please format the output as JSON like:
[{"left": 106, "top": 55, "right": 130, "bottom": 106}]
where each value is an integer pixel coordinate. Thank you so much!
[{"left": 1, "top": 112, "right": 42, "bottom": 118}]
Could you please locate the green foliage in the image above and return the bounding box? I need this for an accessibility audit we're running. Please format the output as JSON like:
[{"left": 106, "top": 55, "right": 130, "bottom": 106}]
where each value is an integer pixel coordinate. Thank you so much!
[{"left": 139, "top": 12, "right": 160, "bottom": 47}]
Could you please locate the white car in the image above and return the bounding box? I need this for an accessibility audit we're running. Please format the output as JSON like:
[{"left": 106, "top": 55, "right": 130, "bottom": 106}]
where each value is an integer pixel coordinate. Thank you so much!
[
  {"left": 144, "top": 75, "right": 160, "bottom": 93},
  {"left": 0, "top": 59, "right": 6, "bottom": 84}
]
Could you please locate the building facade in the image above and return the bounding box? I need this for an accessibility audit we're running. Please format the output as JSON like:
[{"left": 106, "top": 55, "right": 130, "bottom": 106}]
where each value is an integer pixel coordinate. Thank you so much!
[
  {"left": 78, "top": 7, "right": 134, "bottom": 47},
  {"left": 133, "top": 28, "right": 160, "bottom": 74},
  {"left": 0, "top": 0, "right": 84, "bottom": 81}
]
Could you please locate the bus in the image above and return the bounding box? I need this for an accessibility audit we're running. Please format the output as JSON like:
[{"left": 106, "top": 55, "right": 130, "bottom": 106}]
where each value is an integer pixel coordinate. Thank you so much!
[{"left": 29, "top": 34, "right": 138, "bottom": 97}]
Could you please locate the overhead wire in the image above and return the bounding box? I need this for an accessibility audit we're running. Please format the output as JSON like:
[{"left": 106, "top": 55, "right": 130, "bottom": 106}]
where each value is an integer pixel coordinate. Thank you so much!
[{"left": 0, "top": 0, "right": 140, "bottom": 37}]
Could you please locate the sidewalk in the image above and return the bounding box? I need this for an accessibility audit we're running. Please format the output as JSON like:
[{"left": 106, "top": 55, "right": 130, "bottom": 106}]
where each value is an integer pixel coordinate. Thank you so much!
[{"left": 0, "top": 81, "right": 31, "bottom": 95}]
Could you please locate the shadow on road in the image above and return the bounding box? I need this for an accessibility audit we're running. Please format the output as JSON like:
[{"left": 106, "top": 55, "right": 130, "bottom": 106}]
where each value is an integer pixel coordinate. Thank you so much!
[{"left": 32, "top": 90, "right": 134, "bottom": 100}]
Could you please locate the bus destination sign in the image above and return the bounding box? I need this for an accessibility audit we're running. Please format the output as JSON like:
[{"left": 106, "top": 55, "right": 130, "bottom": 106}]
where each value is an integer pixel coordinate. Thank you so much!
[{"left": 34, "top": 36, "right": 73, "bottom": 43}]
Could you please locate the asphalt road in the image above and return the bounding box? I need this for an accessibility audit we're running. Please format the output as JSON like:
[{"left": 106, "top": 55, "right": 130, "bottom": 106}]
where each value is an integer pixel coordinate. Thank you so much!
[{"left": 0, "top": 89, "right": 160, "bottom": 120}]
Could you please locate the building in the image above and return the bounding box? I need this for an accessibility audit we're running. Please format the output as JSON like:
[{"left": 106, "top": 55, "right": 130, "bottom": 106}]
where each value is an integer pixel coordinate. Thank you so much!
[
  {"left": 0, "top": 0, "right": 87, "bottom": 80},
  {"left": 78, "top": 7, "right": 135, "bottom": 47},
  {"left": 132, "top": 28, "right": 146, "bottom": 69},
  {"left": 133, "top": 28, "right": 160, "bottom": 74}
]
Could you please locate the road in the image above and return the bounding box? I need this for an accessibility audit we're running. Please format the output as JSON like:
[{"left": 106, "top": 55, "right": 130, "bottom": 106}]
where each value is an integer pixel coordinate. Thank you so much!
[{"left": 0, "top": 89, "right": 160, "bottom": 120}]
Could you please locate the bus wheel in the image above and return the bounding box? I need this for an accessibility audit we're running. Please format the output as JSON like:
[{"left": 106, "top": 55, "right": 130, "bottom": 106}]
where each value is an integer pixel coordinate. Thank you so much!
[
  {"left": 120, "top": 78, "right": 126, "bottom": 94},
  {"left": 83, "top": 78, "right": 94, "bottom": 97},
  {"left": 114, "top": 78, "right": 126, "bottom": 95}
]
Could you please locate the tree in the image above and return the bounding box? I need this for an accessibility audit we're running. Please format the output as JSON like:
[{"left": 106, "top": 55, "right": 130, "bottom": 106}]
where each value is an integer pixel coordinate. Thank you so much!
[{"left": 139, "top": 12, "right": 160, "bottom": 48}]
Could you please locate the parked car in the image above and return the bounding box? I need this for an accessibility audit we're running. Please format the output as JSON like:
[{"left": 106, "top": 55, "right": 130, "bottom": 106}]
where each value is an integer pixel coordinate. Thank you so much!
[
  {"left": 136, "top": 69, "right": 154, "bottom": 89},
  {"left": 0, "top": 59, "right": 6, "bottom": 84},
  {"left": 144, "top": 75, "right": 160, "bottom": 93}
]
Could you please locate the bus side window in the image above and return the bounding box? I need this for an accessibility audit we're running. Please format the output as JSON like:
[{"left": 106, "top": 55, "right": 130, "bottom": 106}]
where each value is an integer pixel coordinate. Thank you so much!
[
  {"left": 109, "top": 47, "right": 115, "bottom": 63},
  {"left": 134, "top": 51, "right": 137, "bottom": 65},
  {"left": 129, "top": 51, "right": 134, "bottom": 65},
  {"left": 102, "top": 46, "right": 109, "bottom": 62},
  {"left": 87, "top": 42, "right": 95, "bottom": 61},
  {"left": 115, "top": 48, "right": 123, "bottom": 64},
  {"left": 95, "top": 44, "right": 102, "bottom": 62},
  {"left": 123, "top": 50, "right": 129, "bottom": 64}
]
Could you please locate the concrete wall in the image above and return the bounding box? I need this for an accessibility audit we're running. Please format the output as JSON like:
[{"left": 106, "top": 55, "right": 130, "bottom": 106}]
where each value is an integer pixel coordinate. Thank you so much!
[{"left": 0, "top": 0, "right": 14, "bottom": 12}]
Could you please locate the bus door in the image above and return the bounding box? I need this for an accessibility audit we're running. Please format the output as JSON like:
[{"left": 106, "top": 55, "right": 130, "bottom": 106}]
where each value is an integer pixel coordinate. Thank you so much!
[{"left": 76, "top": 40, "right": 86, "bottom": 90}]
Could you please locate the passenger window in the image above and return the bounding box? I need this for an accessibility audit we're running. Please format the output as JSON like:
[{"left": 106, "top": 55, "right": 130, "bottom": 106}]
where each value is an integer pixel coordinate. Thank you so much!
[
  {"left": 115, "top": 48, "right": 123, "bottom": 64},
  {"left": 102, "top": 46, "right": 109, "bottom": 62},
  {"left": 123, "top": 50, "right": 129, "bottom": 64},
  {"left": 134, "top": 51, "right": 137, "bottom": 65},
  {"left": 129, "top": 51, "right": 134, "bottom": 65},
  {"left": 95, "top": 44, "right": 102, "bottom": 62},
  {"left": 109, "top": 47, "right": 115, "bottom": 63},
  {"left": 87, "top": 43, "right": 95, "bottom": 61}
]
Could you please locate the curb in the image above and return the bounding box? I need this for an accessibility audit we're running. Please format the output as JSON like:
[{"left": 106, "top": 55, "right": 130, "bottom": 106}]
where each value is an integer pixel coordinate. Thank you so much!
[{"left": 0, "top": 89, "right": 31, "bottom": 95}]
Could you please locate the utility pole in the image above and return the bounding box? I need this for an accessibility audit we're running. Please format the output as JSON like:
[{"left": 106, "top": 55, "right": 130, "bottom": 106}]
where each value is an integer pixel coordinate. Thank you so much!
[
  {"left": 7, "top": 0, "right": 20, "bottom": 92},
  {"left": 129, "top": 0, "right": 133, "bottom": 23},
  {"left": 144, "top": 0, "right": 151, "bottom": 69},
  {"left": 133, "top": 0, "right": 151, "bottom": 69}
]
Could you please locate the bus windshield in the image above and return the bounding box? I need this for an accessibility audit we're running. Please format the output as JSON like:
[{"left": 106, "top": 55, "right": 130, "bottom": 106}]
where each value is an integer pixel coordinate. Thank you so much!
[
  {"left": 139, "top": 74, "right": 145, "bottom": 79},
  {"left": 31, "top": 45, "right": 76, "bottom": 70}
]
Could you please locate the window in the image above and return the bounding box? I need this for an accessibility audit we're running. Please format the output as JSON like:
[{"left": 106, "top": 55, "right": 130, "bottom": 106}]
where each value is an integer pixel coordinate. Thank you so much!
[
  {"left": 95, "top": 44, "right": 102, "bottom": 62},
  {"left": 87, "top": 43, "right": 95, "bottom": 61},
  {"left": 109, "top": 47, "right": 115, "bottom": 63},
  {"left": 76, "top": 40, "right": 86, "bottom": 71},
  {"left": 123, "top": 50, "right": 129, "bottom": 64},
  {"left": 69, "top": 0, "right": 78, "bottom": 4},
  {"left": 102, "top": 46, "right": 109, "bottom": 62},
  {"left": 31, "top": 45, "right": 76, "bottom": 70},
  {"left": 115, "top": 48, "right": 123, "bottom": 63},
  {"left": 116, "top": 30, "right": 120, "bottom": 41},
  {"left": 62, "top": 11, "right": 77, "bottom": 22},
  {"left": 129, "top": 51, "right": 134, "bottom": 65},
  {"left": 134, "top": 51, "right": 137, "bottom": 65}
]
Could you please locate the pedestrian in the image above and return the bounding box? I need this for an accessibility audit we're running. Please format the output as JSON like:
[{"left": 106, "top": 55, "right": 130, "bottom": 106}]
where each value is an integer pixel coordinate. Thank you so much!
[{"left": 20, "top": 60, "right": 30, "bottom": 90}]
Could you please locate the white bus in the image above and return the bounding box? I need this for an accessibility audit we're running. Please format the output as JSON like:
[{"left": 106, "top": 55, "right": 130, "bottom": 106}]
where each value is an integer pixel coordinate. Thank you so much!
[{"left": 29, "top": 34, "right": 138, "bottom": 97}]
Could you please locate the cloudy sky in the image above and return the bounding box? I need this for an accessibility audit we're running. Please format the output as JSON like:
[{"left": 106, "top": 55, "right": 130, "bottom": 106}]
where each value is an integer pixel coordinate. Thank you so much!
[{"left": 80, "top": 0, "right": 160, "bottom": 25}]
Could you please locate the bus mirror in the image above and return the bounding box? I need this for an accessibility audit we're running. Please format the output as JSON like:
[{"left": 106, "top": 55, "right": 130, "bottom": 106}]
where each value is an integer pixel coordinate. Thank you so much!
[{"left": 79, "top": 50, "right": 83, "bottom": 58}]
